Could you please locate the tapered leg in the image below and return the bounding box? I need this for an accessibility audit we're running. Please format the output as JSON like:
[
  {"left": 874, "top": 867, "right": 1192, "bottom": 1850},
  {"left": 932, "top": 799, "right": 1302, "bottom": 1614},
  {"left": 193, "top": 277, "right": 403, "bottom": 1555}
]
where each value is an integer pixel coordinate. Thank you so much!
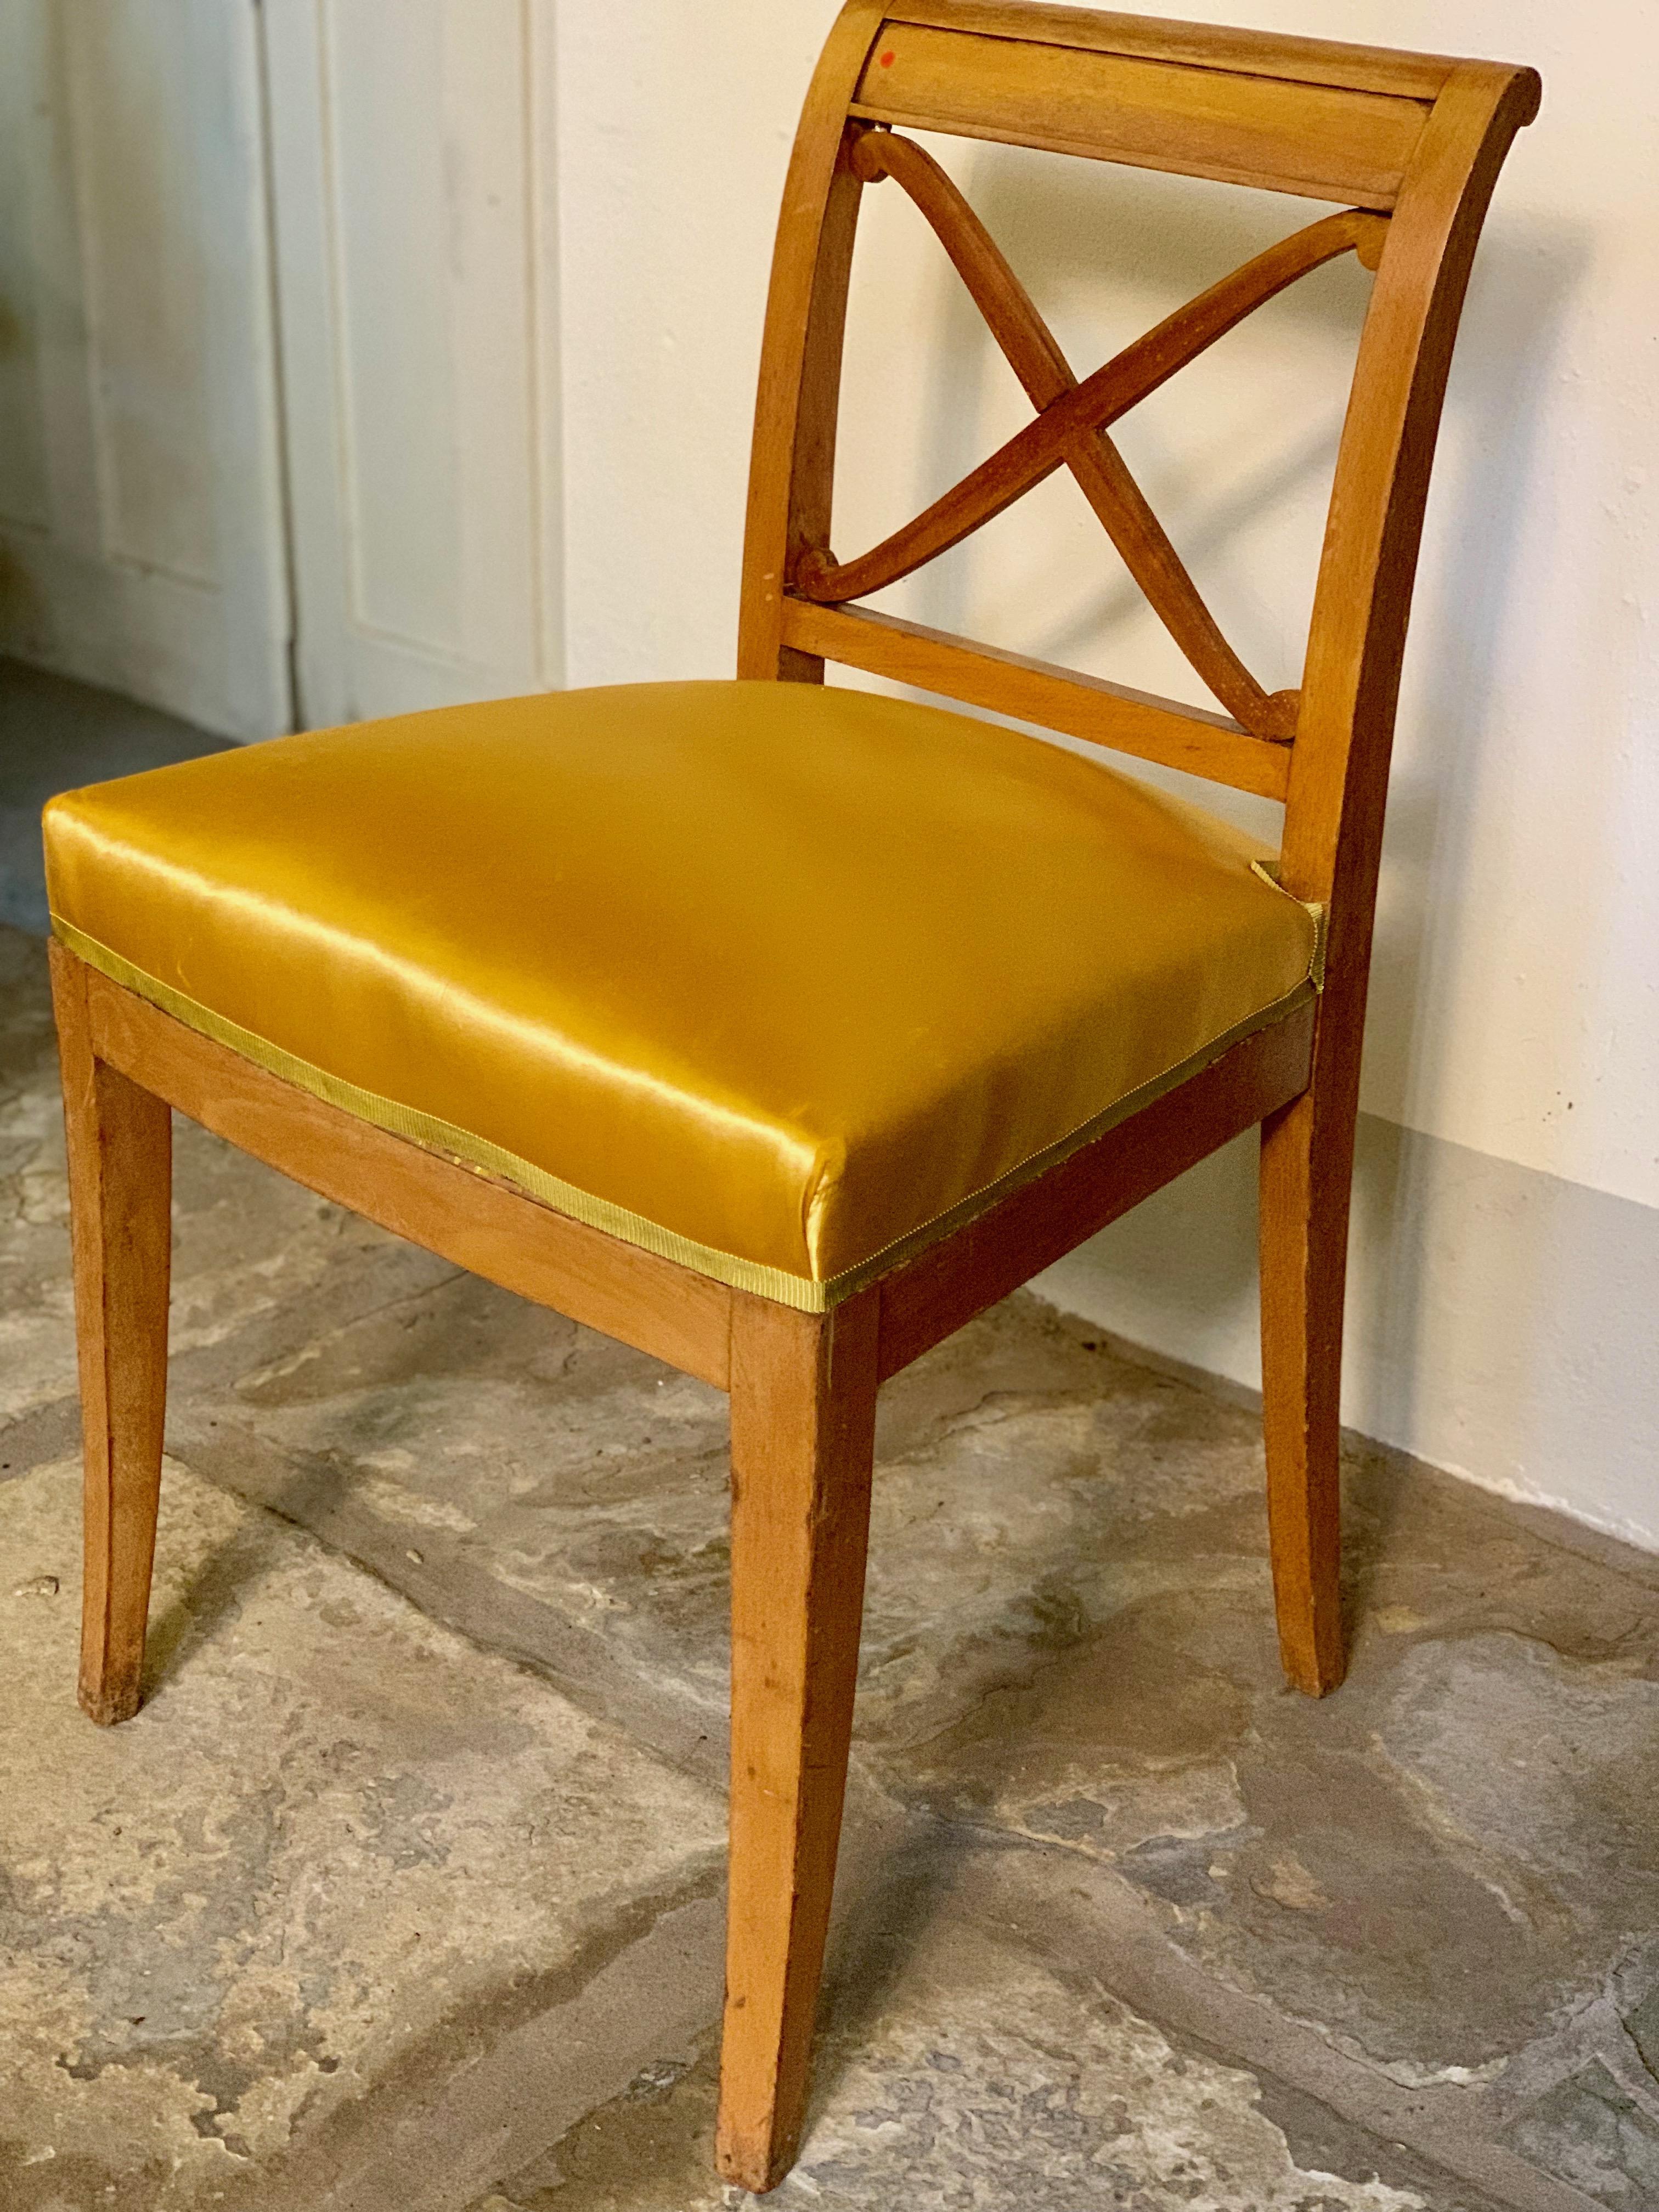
[
  {"left": 49, "top": 943, "right": 173, "bottom": 1726},
  {"left": 1259, "top": 1080, "right": 1350, "bottom": 1697},
  {"left": 715, "top": 1289, "right": 881, "bottom": 2193}
]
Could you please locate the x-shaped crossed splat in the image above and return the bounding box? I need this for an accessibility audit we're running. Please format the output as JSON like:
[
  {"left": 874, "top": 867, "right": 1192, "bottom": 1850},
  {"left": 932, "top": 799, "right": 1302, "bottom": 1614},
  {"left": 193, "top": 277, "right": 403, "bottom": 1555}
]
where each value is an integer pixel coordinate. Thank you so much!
[{"left": 794, "top": 128, "right": 1386, "bottom": 741}]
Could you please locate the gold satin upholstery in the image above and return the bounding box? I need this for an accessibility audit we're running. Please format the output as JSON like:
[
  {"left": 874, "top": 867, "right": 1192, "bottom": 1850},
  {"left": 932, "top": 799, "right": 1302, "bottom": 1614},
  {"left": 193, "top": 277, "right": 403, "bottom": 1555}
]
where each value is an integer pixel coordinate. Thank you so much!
[{"left": 44, "top": 680, "right": 1316, "bottom": 1308}]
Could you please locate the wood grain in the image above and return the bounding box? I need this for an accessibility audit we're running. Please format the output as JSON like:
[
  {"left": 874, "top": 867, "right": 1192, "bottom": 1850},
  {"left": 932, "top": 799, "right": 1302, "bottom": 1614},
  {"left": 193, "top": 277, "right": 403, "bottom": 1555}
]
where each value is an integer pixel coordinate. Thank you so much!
[
  {"left": 716, "top": 1291, "right": 881, "bottom": 2193},
  {"left": 50, "top": 940, "right": 173, "bottom": 1726},
  {"left": 779, "top": 600, "right": 1293, "bottom": 799},
  {"left": 883, "top": 2, "right": 1459, "bottom": 101},
  {"left": 852, "top": 26, "right": 1429, "bottom": 206}
]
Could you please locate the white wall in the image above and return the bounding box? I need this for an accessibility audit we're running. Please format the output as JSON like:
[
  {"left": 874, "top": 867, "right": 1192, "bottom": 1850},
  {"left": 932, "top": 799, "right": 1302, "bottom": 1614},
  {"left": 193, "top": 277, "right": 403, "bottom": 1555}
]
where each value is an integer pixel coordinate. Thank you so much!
[{"left": 553, "top": 3, "right": 1659, "bottom": 1544}]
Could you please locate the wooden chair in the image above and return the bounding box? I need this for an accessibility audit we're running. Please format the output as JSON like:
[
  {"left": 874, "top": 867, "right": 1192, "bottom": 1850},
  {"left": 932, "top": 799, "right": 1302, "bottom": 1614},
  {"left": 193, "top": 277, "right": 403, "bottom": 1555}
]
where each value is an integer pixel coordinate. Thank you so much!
[{"left": 45, "top": 2, "right": 1537, "bottom": 2192}]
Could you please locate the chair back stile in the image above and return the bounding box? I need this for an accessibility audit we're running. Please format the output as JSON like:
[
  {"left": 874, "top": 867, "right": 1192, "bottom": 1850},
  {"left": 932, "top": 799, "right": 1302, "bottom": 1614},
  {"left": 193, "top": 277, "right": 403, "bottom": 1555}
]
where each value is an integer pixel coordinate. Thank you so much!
[{"left": 736, "top": 0, "right": 1540, "bottom": 943}]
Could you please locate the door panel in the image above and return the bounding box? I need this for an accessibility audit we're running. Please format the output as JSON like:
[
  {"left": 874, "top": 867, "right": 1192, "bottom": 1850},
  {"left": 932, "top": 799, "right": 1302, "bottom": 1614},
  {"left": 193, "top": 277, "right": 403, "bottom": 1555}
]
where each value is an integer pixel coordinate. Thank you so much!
[
  {"left": 0, "top": 0, "right": 291, "bottom": 740},
  {"left": 263, "top": 0, "right": 562, "bottom": 727}
]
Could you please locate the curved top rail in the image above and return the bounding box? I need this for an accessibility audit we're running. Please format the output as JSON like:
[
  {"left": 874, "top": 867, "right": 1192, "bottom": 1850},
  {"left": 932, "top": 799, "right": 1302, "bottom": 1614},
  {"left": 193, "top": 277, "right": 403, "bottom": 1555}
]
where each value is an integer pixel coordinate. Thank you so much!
[
  {"left": 853, "top": 23, "right": 1431, "bottom": 207},
  {"left": 883, "top": 2, "right": 1462, "bottom": 102}
]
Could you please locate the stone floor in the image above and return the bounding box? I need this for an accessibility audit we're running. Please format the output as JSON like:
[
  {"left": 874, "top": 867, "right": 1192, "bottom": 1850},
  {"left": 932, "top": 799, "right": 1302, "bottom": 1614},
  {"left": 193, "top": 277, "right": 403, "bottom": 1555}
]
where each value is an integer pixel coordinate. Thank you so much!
[{"left": 3, "top": 915, "right": 1658, "bottom": 2210}]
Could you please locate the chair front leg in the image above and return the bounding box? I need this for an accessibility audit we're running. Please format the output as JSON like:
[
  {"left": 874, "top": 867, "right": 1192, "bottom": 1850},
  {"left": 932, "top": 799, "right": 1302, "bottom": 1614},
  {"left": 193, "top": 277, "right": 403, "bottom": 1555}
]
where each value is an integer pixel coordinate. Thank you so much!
[
  {"left": 50, "top": 944, "right": 173, "bottom": 1726},
  {"left": 716, "top": 1288, "right": 880, "bottom": 2193}
]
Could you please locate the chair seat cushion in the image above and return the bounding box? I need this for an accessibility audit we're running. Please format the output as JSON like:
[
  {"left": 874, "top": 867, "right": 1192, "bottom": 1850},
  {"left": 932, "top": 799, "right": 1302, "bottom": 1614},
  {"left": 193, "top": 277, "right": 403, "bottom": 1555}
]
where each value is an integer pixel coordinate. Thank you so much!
[{"left": 44, "top": 680, "right": 1317, "bottom": 1308}]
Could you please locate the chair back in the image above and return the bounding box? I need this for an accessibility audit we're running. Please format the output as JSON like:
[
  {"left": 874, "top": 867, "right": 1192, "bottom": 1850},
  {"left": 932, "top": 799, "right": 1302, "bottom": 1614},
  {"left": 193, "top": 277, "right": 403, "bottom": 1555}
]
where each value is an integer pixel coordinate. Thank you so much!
[{"left": 737, "top": 0, "right": 1539, "bottom": 934}]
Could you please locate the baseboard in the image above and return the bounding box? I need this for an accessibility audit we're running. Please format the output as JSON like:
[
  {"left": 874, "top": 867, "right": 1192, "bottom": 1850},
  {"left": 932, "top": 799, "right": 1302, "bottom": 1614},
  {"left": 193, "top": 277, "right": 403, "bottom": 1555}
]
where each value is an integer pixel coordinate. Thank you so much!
[{"left": 1034, "top": 1112, "right": 1659, "bottom": 1554}]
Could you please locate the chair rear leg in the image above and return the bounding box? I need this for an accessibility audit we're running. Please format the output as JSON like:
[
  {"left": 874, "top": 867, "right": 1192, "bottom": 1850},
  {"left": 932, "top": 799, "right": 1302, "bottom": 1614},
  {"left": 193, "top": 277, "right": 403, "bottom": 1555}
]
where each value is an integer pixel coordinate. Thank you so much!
[
  {"left": 50, "top": 944, "right": 172, "bottom": 1726},
  {"left": 716, "top": 1289, "right": 880, "bottom": 2193},
  {"left": 1259, "top": 1081, "right": 1350, "bottom": 1697}
]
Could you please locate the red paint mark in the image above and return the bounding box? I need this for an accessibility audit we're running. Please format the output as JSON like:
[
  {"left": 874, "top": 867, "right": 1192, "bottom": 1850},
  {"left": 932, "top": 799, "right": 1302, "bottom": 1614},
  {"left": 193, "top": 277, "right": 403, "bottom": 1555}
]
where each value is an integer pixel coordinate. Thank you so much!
[{"left": 878, "top": 47, "right": 896, "bottom": 66}]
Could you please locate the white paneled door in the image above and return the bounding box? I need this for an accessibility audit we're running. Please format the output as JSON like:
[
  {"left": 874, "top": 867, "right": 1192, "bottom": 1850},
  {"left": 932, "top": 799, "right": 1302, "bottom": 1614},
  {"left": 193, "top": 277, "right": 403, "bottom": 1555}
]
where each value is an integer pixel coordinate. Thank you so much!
[
  {"left": 0, "top": 0, "right": 291, "bottom": 738},
  {"left": 262, "top": 0, "right": 562, "bottom": 727}
]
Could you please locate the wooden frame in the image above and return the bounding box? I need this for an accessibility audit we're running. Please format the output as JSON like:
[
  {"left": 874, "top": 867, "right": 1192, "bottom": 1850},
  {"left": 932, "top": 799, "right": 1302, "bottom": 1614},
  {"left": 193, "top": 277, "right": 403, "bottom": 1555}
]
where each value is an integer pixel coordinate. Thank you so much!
[{"left": 51, "top": 4, "right": 1537, "bottom": 2195}]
